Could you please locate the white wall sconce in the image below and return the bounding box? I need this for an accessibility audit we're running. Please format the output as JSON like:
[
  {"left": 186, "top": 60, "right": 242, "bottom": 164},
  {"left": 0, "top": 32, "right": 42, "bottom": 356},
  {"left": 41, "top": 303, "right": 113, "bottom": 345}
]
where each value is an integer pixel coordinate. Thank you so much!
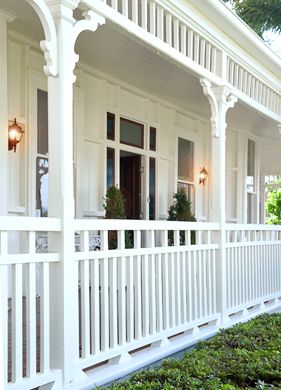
[
  {"left": 199, "top": 166, "right": 208, "bottom": 186},
  {"left": 8, "top": 118, "right": 24, "bottom": 152}
]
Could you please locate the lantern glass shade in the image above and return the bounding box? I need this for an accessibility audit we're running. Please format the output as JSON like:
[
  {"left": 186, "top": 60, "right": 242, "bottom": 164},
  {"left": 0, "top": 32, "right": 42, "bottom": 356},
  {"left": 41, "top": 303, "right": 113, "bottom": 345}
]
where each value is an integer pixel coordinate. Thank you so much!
[
  {"left": 199, "top": 166, "right": 208, "bottom": 185},
  {"left": 8, "top": 118, "right": 24, "bottom": 152}
]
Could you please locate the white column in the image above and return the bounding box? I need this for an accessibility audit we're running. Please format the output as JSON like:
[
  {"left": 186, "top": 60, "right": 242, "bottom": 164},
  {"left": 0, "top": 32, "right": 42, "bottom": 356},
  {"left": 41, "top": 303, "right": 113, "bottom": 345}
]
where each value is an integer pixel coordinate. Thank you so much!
[
  {"left": 200, "top": 79, "right": 237, "bottom": 324},
  {"left": 0, "top": 12, "right": 13, "bottom": 216},
  {"left": 46, "top": 0, "right": 83, "bottom": 386},
  {"left": 0, "top": 12, "right": 14, "bottom": 389}
]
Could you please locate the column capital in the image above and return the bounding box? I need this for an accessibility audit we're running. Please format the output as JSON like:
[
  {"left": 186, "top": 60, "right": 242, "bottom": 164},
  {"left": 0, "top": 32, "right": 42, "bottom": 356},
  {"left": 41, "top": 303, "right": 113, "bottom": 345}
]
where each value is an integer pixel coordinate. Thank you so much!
[{"left": 200, "top": 79, "right": 237, "bottom": 137}]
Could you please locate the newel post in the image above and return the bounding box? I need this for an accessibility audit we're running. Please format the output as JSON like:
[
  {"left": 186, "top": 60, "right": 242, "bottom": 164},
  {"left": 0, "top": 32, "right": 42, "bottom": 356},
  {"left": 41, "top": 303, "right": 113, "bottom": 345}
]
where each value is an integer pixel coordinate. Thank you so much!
[{"left": 200, "top": 79, "right": 237, "bottom": 325}]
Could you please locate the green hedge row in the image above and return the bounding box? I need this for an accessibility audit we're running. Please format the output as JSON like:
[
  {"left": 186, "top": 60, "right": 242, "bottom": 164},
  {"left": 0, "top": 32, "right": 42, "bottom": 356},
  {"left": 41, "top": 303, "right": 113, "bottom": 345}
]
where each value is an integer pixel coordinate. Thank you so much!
[{"left": 106, "top": 314, "right": 281, "bottom": 389}]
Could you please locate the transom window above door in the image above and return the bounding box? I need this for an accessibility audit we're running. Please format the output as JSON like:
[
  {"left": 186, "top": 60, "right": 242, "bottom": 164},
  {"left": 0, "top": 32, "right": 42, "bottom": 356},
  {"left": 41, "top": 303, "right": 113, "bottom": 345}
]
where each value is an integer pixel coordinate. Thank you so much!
[{"left": 120, "top": 117, "right": 144, "bottom": 149}]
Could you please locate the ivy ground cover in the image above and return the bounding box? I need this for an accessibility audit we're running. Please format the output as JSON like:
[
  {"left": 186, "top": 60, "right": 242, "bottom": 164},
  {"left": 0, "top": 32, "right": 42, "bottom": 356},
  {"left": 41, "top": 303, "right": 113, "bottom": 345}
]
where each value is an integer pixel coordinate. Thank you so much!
[{"left": 107, "top": 313, "right": 281, "bottom": 389}]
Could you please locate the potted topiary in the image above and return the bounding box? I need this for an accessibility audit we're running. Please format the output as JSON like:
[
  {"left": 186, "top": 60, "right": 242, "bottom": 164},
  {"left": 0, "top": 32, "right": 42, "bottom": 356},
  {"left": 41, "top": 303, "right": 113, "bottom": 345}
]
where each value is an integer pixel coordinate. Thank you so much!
[
  {"left": 103, "top": 186, "right": 133, "bottom": 248},
  {"left": 168, "top": 188, "right": 196, "bottom": 245}
]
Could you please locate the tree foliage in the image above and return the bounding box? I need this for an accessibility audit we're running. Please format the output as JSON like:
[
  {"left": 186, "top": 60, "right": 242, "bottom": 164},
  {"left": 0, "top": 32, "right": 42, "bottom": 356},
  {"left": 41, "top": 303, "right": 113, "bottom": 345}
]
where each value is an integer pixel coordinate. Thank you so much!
[
  {"left": 224, "top": 0, "right": 281, "bottom": 37},
  {"left": 265, "top": 180, "right": 281, "bottom": 224}
]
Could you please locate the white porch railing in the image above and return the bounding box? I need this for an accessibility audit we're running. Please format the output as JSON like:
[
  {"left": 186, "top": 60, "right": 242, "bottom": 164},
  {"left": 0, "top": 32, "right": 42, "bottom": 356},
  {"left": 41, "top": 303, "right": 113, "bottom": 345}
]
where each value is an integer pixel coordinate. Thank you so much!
[
  {"left": 74, "top": 220, "right": 220, "bottom": 369},
  {"left": 226, "top": 224, "right": 281, "bottom": 317},
  {"left": 0, "top": 217, "right": 61, "bottom": 390},
  {"left": 87, "top": 0, "right": 281, "bottom": 118},
  {"left": 1, "top": 217, "right": 281, "bottom": 389}
]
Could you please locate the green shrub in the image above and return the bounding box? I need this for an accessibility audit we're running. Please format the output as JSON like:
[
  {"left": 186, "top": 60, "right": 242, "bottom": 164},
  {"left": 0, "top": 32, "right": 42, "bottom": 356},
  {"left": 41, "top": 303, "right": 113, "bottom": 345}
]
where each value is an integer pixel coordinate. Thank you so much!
[
  {"left": 103, "top": 186, "right": 133, "bottom": 249},
  {"left": 167, "top": 188, "right": 196, "bottom": 245},
  {"left": 106, "top": 314, "right": 281, "bottom": 389}
]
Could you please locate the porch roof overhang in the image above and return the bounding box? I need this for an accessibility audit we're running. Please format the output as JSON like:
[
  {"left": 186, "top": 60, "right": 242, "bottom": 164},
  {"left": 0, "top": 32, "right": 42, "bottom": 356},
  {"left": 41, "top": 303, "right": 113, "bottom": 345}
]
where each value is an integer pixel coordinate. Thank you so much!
[{"left": 1, "top": 0, "right": 281, "bottom": 142}]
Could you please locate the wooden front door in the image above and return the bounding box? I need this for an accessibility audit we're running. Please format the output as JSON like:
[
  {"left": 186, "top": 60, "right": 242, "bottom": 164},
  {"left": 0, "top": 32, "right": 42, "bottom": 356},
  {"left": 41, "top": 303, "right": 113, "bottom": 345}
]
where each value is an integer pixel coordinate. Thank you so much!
[{"left": 120, "top": 155, "right": 141, "bottom": 219}]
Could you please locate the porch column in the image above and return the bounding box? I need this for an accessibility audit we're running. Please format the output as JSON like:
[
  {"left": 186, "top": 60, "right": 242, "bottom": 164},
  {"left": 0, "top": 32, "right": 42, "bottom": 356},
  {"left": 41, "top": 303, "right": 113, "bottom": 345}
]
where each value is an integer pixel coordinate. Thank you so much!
[
  {"left": 200, "top": 79, "right": 237, "bottom": 324},
  {"left": 0, "top": 12, "right": 13, "bottom": 216},
  {"left": 46, "top": 0, "right": 83, "bottom": 386},
  {"left": 0, "top": 12, "right": 14, "bottom": 388}
]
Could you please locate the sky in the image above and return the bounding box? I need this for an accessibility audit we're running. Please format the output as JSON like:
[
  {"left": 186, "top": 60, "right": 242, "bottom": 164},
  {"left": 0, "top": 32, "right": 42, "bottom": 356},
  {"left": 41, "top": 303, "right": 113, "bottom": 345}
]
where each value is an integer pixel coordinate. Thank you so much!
[{"left": 263, "top": 30, "right": 281, "bottom": 57}]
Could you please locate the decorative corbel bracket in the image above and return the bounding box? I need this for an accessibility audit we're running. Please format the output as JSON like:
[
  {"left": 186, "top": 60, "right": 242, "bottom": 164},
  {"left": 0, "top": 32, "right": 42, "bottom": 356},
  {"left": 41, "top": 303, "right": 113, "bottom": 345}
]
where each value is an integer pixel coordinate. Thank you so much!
[
  {"left": 73, "top": 10, "right": 105, "bottom": 44},
  {"left": 26, "top": 0, "right": 58, "bottom": 76},
  {"left": 200, "top": 78, "right": 237, "bottom": 138},
  {"left": 72, "top": 10, "right": 105, "bottom": 82}
]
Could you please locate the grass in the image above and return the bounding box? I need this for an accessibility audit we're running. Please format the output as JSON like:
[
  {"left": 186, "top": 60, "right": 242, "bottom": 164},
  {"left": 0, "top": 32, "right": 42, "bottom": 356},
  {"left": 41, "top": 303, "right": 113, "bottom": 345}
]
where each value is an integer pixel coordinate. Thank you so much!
[{"left": 106, "top": 314, "right": 281, "bottom": 389}]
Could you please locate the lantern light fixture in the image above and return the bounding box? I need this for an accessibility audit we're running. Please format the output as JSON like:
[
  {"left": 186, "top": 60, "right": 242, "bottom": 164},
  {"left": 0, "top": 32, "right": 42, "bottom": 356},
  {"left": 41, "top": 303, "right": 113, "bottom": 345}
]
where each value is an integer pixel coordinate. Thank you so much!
[
  {"left": 8, "top": 118, "right": 24, "bottom": 152},
  {"left": 199, "top": 166, "right": 208, "bottom": 186}
]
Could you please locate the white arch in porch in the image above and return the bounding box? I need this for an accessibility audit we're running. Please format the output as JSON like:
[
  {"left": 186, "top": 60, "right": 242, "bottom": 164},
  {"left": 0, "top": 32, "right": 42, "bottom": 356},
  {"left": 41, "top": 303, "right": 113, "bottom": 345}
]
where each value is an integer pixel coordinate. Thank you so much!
[{"left": 26, "top": 0, "right": 57, "bottom": 76}]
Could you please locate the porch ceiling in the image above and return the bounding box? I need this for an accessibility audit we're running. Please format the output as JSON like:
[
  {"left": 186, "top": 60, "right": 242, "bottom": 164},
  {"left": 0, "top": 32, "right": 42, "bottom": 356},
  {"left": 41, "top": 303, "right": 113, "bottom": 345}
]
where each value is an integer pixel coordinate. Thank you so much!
[{"left": 2, "top": 0, "right": 280, "bottom": 142}]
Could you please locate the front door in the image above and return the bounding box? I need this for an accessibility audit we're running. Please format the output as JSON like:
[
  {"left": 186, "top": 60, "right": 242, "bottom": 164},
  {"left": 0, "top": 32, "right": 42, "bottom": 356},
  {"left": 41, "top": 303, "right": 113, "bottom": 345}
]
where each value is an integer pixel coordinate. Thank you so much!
[{"left": 120, "top": 152, "right": 141, "bottom": 219}]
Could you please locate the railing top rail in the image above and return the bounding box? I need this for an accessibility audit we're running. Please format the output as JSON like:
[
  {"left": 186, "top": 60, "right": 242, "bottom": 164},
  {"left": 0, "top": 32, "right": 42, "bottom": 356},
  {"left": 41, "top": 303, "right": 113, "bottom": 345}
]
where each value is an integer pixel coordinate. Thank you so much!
[
  {"left": 0, "top": 217, "right": 61, "bottom": 231},
  {"left": 74, "top": 219, "right": 219, "bottom": 231},
  {"left": 226, "top": 223, "right": 281, "bottom": 231}
]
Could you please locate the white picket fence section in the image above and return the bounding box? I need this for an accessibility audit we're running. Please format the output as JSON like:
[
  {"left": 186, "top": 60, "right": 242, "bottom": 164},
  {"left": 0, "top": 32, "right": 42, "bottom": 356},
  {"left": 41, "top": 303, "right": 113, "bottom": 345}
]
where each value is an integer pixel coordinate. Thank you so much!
[
  {"left": 226, "top": 224, "right": 281, "bottom": 317},
  {"left": 74, "top": 219, "right": 220, "bottom": 369},
  {"left": 1, "top": 217, "right": 281, "bottom": 389}
]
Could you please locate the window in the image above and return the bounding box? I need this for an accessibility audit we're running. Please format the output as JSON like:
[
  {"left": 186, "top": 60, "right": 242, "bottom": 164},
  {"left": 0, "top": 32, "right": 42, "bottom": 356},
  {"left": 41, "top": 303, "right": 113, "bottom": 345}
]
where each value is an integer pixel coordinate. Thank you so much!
[
  {"left": 120, "top": 118, "right": 144, "bottom": 148},
  {"left": 149, "top": 158, "right": 156, "bottom": 220},
  {"left": 107, "top": 148, "right": 115, "bottom": 188},
  {"left": 36, "top": 89, "right": 49, "bottom": 217},
  {"left": 246, "top": 139, "right": 257, "bottom": 223},
  {"left": 247, "top": 139, "right": 255, "bottom": 192},
  {"left": 36, "top": 157, "right": 48, "bottom": 217},
  {"left": 177, "top": 138, "right": 195, "bottom": 208},
  {"left": 37, "top": 89, "right": 48, "bottom": 155},
  {"left": 178, "top": 138, "right": 194, "bottom": 183},
  {"left": 149, "top": 127, "right": 156, "bottom": 151},
  {"left": 107, "top": 112, "right": 115, "bottom": 140}
]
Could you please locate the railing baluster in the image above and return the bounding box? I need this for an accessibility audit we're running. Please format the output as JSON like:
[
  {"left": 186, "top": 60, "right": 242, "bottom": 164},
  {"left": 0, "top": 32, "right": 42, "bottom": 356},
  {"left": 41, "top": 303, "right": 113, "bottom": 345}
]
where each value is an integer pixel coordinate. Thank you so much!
[
  {"left": 122, "top": 0, "right": 128, "bottom": 17},
  {"left": 156, "top": 6, "right": 164, "bottom": 40},
  {"left": 187, "top": 29, "right": 193, "bottom": 59},
  {"left": 109, "top": 256, "right": 117, "bottom": 348},
  {"left": 134, "top": 230, "right": 142, "bottom": 339},
  {"left": 166, "top": 14, "right": 172, "bottom": 45},
  {"left": 199, "top": 39, "right": 205, "bottom": 68},
  {"left": 12, "top": 263, "right": 23, "bottom": 382},
  {"left": 173, "top": 18, "right": 179, "bottom": 51},
  {"left": 141, "top": 0, "right": 147, "bottom": 30},
  {"left": 132, "top": 0, "right": 138, "bottom": 24},
  {"left": 40, "top": 262, "right": 50, "bottom": 373},
  {"left": 26, "top": 232, "right": 36, "bottom": 377},
  {"left": 193, "top": 34, "right": 200, "bottom": 63},
  {"left": 161, "top": 230, "right": 170, "bottom": 329},
  {"left": 149, "top": 2, "right": 156, "bottom": 35},
  {"left": 180, "top": 24, "right": 187, "bottom": 56},
  {"left": 0, "top": 231, "right": 8, "bottom": 385}
]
